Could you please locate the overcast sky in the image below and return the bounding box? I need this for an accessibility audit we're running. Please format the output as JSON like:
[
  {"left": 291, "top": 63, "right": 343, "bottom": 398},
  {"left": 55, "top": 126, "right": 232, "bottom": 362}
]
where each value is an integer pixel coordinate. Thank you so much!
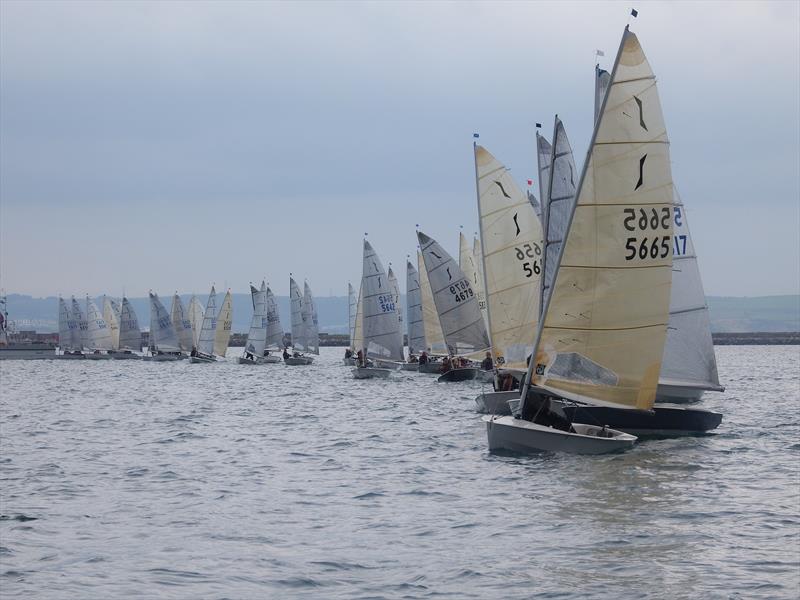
[{"left": 1, "top": 0, "right": 798, "bottom": 298}]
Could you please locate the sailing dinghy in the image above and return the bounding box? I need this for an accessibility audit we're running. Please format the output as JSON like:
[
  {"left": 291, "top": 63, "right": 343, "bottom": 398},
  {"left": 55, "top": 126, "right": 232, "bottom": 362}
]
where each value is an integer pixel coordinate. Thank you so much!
[
  {"left": 285, "top": 277, "right": 314, "bottom": 365},
  {"left": 372, "top": 266, "right": 406, "bottom": 371},
  {"left": 212, "top": 290, "right": 233, "bottom": 360},
  {"left": 56, "top": 296, "right": 85, "bottom": 358},
  {"left": 170, "top": 294, "right": 194, "bottom": 355},
  {"left": 105, "top": 296, "right": 139, "bottom": 359},
  {"left": 486, "top": 27, "right": 676, "bottom": 454},
  {"left": 416, "top": 230, "right": 490, "bottom": 382},
  {"left": 404, "top": 260, "right": 426, "bottom": 371},
  {"left": 115, "top": 296, "right": 142, "bottom": 358},
  {"left": 188, "top": 295, "right": 204, "bottom": 349},
  {"left": 189, "top": 286, "right": 219, "bottom": 363},
  {"left": 239, "top": 282, "right": 270, "bottom": 365},
  {"left": 352, "top": 240, "right": 403, "bottom": 379},
  {"left": 144, "top": 292, "right": 186, "bottom": 361},
  {"left": 83, "top": 297, "right": 114, "bottom": 359},
  {"left": 416, "top": 251, "right": 448, "bottom": 373}
]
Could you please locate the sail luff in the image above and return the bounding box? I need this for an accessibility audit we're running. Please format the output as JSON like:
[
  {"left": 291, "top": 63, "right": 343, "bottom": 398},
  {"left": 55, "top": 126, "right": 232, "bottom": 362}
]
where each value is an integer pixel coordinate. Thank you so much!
[
  {"left": 352, "top": 282, "right": 364, "bottom": 353},
  {"left": 289, "top": 278, "right": 305, "bottom": 351}
]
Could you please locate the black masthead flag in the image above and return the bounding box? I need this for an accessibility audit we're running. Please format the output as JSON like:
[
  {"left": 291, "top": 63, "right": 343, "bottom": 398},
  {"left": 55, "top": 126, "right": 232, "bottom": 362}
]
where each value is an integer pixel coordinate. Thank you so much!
[{"left": 631, "top": 8, "right": 638, "bottom": 17}]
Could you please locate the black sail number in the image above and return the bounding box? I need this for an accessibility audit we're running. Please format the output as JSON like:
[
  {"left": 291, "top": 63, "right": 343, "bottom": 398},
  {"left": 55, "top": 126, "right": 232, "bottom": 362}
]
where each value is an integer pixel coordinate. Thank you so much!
[
  {"left": 622, "top": 206, "right": 671, "bottom": 261},
  {"left": 514, "top": 242, "right": 542, "bottom": 278}
]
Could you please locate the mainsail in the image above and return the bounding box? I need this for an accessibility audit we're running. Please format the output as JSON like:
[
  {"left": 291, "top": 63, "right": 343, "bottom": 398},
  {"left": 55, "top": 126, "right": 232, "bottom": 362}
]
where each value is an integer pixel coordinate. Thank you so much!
[
  {"left": 417, "top": 251, "right": 447, "bottom": 354},
  {"left": 459, "top": 232, "right": 488, "bottom": 338},
  {"left": 348, "top": 283, "right": 357, "bottom": 349},
  {"left": 119, "top": 297, "right": 142, "bottom": 351},
  {"left": 171, "top": 294, "right": 194, "bottom": 352},
  {"left": 197, "top": 287, "right": 218, "bottom": 356},
  {"left": 405, "top": 260, "right": 426, "bottom": 356},
  {"left": 387, "top": 267, "right": 405, "bottom": 356},
  {"left": 595, "top": 65, "right": 612, "bottom": 124},
  {"left": 244, "top": 283, "right": 268, "bottom": 356},
  {"left": 303, "top": 282, "right": 320, "bottom": 355},
  {"left": 417, "top": 230, "right": 490, "bottom": 358},
  {"left": 472, "top": 236, "right": 490, "bottom": 334},
  {"left": 475, "top": 145, "right": 544, "bottom": 370},
  {"left": 188, "top": 295, "right": 205, "bottom": 347},
  {"left": 351, "top": 282, "right": 364, "bottom": 353},
  {"left": 103, "top": 297, "right": 121, "bottom": 350},
  {"left": 289, "top": 277, "right": 305, "bottom": 350},
  {"left": 86, "top": 298, "right": 114, "bottom": 351},
  {"left": 536, "top": 133, "right": 552, "bottom": 218},
  {"left": 58, "top": 297, "right": 80, "bottom": 351},
  {"left": 542, "top": 117, "right": 579, "bottom": 309},
  {"left": 213, "top": 290, "right": 233, "bottom": 357},
  {"left": 265, "top": 286, "right": 285, "bottom": 350},
  {"left": 529, "top": 27, "right": 674, "bottom": 411},
  {"left": 149, "top": 293, "right": 181, "bottom": 352},
  {"left": 71, "top": 297, "right": 88, "bottom": 350},
  {"left": 360, "top": 240, "right": 404, "bottom": 361}
]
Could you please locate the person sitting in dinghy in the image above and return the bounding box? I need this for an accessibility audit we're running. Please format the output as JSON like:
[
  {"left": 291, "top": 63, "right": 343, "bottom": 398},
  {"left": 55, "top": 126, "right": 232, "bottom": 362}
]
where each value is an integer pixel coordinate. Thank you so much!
[
  {"left": 408, "top": 353, "right": 418, "bottom": 363},
  {"left": 418, "top": 351, "right": 429, "bottom": 365},
  {"left": 344, "top": 348, "right": 353, "bottom": 359},
  {"left": 283, "top": 348, "right": 290, "bottom": 360},
  {"left": 481, "top": 352, "right": 493, "bottom": 371},
  {"left": 441, "top": 356, "right": 452, "bottom": 373}
]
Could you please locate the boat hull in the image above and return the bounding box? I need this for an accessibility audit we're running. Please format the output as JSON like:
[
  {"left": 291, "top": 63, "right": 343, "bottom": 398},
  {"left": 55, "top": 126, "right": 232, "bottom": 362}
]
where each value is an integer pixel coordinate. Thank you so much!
[
  {"left": 558, "top": 403, "right": 723, "bottom": 436},
  {"left": 475, "top": 390, "right": 520, "bottom": 414},
  {"left": 285, "top": 356, "right": 314, "bottom": 365},
  {"left": 417, "top": 362, "right": 442, "bottom": 374},
  {"left": 188, "top": 354, "right": 215, "bottom": 363},
  {"left": 109, "top": 351, "right": 141, "bottom": 360},
  {"left": 400, "top": 362, "right": 419, "bottom": 371},
  {"left": 54, "top": 352, "right": 87, "bottom": 360},
  {"left": 437, "top": 368, "right": 478, "bottom": 383},
  {"left": 342, "top": 357, "right": 356, "bottom": 366},
  {"left": 84, "top": 353, "right": 114, "bottom": 360},
  {"left": 484, "top": 415, "right": 637, "bottom": 455},
  {"left": 238, "top": 355, "right": 281, "bottom": 365},
  {"left": 352, "top": 367, "right": 391, "bottom": 379},
  {"left": 0, "top": 344, "right": 56, "bottom": 360}
]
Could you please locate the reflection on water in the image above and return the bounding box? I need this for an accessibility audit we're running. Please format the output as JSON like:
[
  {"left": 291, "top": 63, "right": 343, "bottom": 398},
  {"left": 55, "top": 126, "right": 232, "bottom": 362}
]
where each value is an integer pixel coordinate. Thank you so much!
[{"left": 1, "top": 345, "right": 798, "bottom": 598}]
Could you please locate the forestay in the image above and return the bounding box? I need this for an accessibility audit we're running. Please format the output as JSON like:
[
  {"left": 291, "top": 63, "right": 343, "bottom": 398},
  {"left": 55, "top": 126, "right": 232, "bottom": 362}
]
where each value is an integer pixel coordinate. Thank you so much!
[
  {"left": 417, "top": 251, "right": 447, "bottom": 354},
  {"left": 405, "top": 261, "right": 426, "bottom": 356},
  {"left": 302, "top": 282, "right": 320, "bottom": 355},
  {"left": 417, "top": 230, "right": 490, "bottom": 358},
  {"left": 531, "top": 28, "right": 674, "bottom": 411},
  {"left": 475, "top": 145, "right": 544, "bottom": 370},
  {"left": 197, "top": 287, "right": 218, "bottom": 356},
  {"left": 171, "top": 294, "right": 194, "bottom": 352},
  {"left": 213, "top": 290, "right": 233, "bottom": 357},
  {"left": 265, "top": 286, "right": 285, "bottom": 350},
  {"left": 149, "top": 293, "right": 181, "bottom": 352},
  {"left": 119, "top": 297, "right": 142, "bottom": 351},
  {"left": 86, "top": 298, "right": 114, "bottom": 351},
  {"left": 244, "top": 283, "right": 268, "bottom": 356},
  {"left": 360, "top": 240, "right": 404, "bottom": 361}
]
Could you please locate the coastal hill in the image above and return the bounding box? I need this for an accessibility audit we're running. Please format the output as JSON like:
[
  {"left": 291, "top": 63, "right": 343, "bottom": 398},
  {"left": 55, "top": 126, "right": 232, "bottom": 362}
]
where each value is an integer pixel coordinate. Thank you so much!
[{"left": 4, "top": 293, "right": 799, "bottom": 334}]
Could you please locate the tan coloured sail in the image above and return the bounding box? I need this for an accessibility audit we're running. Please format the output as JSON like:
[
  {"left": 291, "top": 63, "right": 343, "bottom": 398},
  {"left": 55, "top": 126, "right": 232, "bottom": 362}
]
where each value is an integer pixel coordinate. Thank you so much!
[
  {"left": 532, "top": 28, "right": 674, "bottom": 411},
  {"left": 417, "top": 251, "right": 446, "bottom": 354},
  {"left": 475, "top": 145, "right": 544, "bottom": 370},
  {"left": 472, "top": 236, "right": 490, "bottom": 334},
  {"left": 213, "top": 290, "right": 233, "bottom": 357},
  {"left": 459, "top": 232, "right": 489, "bottom": 339},
  {"left": 351, "top": 282, "right": 364, "bottom": 352}
]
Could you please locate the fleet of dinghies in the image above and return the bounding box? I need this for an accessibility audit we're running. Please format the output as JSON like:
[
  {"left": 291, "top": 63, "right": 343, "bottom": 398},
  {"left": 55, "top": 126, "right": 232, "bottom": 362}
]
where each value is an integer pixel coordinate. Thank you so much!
[
  {"left": 49, "top": 25, "right": 724, "bottom": 455},
  {"left": 344, "top": 25, "right": 724, "bottom": 453}
]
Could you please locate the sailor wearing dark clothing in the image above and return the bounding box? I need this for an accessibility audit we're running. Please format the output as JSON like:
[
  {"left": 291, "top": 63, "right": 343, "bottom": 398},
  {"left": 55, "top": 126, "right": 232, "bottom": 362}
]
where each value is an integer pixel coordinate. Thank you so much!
[
  {"left": 418, "top": 351, "right": 429, "bottom": 365},
  {"left": 481, "top": 352, "right": 493, "bottom": 371}
]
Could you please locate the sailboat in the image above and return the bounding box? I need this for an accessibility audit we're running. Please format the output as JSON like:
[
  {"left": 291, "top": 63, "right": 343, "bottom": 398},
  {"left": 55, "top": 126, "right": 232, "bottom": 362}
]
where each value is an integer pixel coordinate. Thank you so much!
[
  {"left": 352, "top": 240, "right": 404, "bottom": 379},
  {"left": 116, "top": 296, "right": 142, "bottom": 357},
  {"left": 81, "top": 297, "right": 114, "bottom": 359},
  {"left": 188, "top": 295, "right": 205, "bottom": 349},
  {"left": 72, "top": 297, "right": 89, "bottom": 355},
  {"left": 213, "top": 289, "right": 233, "bottom": 359},
  {"left": 458, "top": 232, "right": 492, "bottom": 382},
  {"left": 189, "top": 286, "right": 218, "bottom": 363},
  {"left": 405, "top": 260, "right": 426, "bottom": 370},
  {"left": 56, "top": 296, "right": 84, "bottom": 358},
  {"left": 472, "top": 144, "right": 545, "bottom": 413},
  {"left": 285, "top": 277, "right": 314, "bottom": 365},
  {"left": 486, "top": 26, "right": 674, "bottom": 454},
  {"left": 371, "top": 266, "right": 406, "bottom": 371},
  {"left": 344, "top": 282, "right": 358, "bottom": 365},
  {"left": 263, "top": 285, "right": 285, "bottom": 363},
  {"left": 103, "top": 296, "right": 121, "bottom": 351},
  {"left": 416, "top": 250, "right": 448, "bottom": 373},
  {"left": 144, "top": 292, "right": 186, "bottom": 361},
  {"left": 171, "top": 294, "right": 195, "bottom": 355},
  {"left": 239, "top": 282, "right": 269, "bottom": 365},
  {"left": 417, "top": 230, "right": 490, "bottom": 382}
]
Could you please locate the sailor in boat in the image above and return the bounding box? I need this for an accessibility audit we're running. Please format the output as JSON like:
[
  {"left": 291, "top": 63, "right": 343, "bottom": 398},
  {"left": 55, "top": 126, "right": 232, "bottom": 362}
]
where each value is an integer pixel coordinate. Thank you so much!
[
  {"left": 344, "top": 348, "right": 353, "bottom": 360},
  {"left": 263, "top": 349, "right": 270, "bottom": 358},
  {"left": 480, "top": 352, "right": 493, "bottom": 372},
  {"left": 244, "top": 343, "right": 255, "bottom": 361},
  {"left": 408, "top": 353, "right": 418, "bottom": 363},
  {"left": 441, "top": 356, "right": 452, "bottom": 374},
  {"left": 283, "top": 348, "right": 290, "bottom": 360},
  {"left": 418, "top": 351, "right": 429, "bottom": 365}
]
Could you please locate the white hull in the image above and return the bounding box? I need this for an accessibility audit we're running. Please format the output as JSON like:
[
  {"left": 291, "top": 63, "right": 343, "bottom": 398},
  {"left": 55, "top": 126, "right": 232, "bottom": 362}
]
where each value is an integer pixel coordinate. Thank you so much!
[
  {"left": 418, "top": 362, "right": 442, "bottom": 374},
  {"left": 238, "top": 354, "right": 282, "bottom": 365},
  {"left": 475, "top": 390, "right": 519, "bottom": 414},
  {"left": 54, "top": 352, "right": 87, "bottom": 360},
  {"left": 352, "top": 367, "right": 391, "bottom": 379},
  {"left": 400, "top": 362, "right": 419, "bottom": 371},
  {"left": 145, "top": 352, "right": 187, "bottom": 362},
  {"left": 373, "top": 358, "right": 402, "bottom": 370},
  {"left": 83, "top": 352, "right": 114, "bottom": 360},
  {"left": 188, "top": 354, "right": 216, "bottom": 363},
  {"left": 484, "top": 415, "right": 637, "bottom": 455},
  {"left": 656, "top": 380, "right": 723, "bottom": 403},
  {"left": 476, "top": 369, "right": 494, "bottom": 383},
  {"left": 109, "top": 351, "right": 141, "bottom": 360},
  {"left": 285, "top": 356, "right": 314, "bottom": 365}
]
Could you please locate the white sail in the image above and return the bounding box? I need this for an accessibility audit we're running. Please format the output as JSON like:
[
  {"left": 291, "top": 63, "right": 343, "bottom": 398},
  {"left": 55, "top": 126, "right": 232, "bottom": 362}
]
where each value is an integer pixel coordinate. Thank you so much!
[
  {"left": 360, "top": 240, "right": 404, "bottom": 360},
  {"left": 387, "top": 267, "right": 405, "bottom": 356},
  {"left": 472, "top": 236, "right": 490, "bottom": 334},
  {"left": 595, "top": 65, "right": 612, "bottom": 124},
  {"left": 149, "top": 293, "right": 181, "bottom": 352},
  {"left": 460, "top": 232, "right": 489, "bottom": 336},
  {"left": 303, "top": 282, "right": 320, "bottom": 355},
  {"left": 289, "top": 278, "right": 305, "bottom": 351},
  {"left": 71, "top": 297, "right": 88, "bottom": 350},
  {"left": 660, "top": 189, "right": 722, "bottom": 390},
  {"left": 527, "top": 190, "right": 542, "bottom": 218},
  {"left": 405, "top": 261, "right": 426, "bottom": 356},
  {"left": 348, "top": 283, "right": 357, "bottom": 349},
  {"left": 188, "top": 295, "right": 205, "bottom": 347},
  {"left": 475, "top": 144, "right": 544, "bottom": 370},
  {"left": 530, "top": 27, "right": 674, "bottom": 411},
  {"left": 417, "top": 230, "right": 490, "bottom": 358},
  {"left": 86, "top": 298, "right": 114, "bottom": 351},
  {"left": 417, "top": 251, "right": 447, "bottom": 354},
  {"left": 265, "top": 286, "right": 285, "bottom": 350},
  {"left": 352, "top": 282, "right": 364, "bottom": 353},
  {"left": 536, "top": 133, "right": 552, "bottom": 218},
  {"left": 171, "top": 294, "right": 194, "bottom": 352},
  {"left": 58, "top": 297, "right": 80, "bottom": 351},
  {"left": 197, "top": 287, "right": 218, "bottom": 356},
  {"left": 542, "top": 117, "right": 579, "bottom": 309},
  {"left": 118, "top": 297, "right": 142, "bottom": 351},
  {"left": 103, "top": 297, "right": 121, "bottom": 350},
  {"left": 213, "top": 290, "right": 233, "bottom": 357},
  {"left": 243, "top": 283, "right": 268, "bottom": 356}
]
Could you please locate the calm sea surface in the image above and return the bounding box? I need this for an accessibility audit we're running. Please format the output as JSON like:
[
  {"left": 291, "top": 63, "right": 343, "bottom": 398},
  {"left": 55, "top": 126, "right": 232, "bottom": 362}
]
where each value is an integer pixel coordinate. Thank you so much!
[{"left": 1, "top": 346, "right": 798, "bottom": 599}]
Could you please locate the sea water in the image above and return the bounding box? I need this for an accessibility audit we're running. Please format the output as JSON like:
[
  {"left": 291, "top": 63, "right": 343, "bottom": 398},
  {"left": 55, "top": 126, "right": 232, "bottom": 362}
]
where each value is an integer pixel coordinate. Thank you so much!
[{"left": 1, "top": 346, "right": 798, "bottom": 599}]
